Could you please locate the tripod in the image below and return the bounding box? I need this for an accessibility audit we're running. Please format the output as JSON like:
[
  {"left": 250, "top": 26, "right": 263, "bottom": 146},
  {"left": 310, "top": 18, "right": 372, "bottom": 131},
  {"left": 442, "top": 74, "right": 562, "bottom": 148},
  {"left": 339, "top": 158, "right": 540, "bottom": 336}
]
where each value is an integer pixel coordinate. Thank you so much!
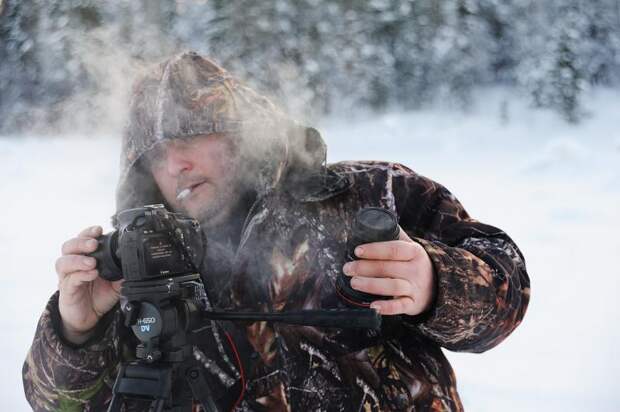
[{"left": 107, "top": 274, "right": 219, "bottom": 412}]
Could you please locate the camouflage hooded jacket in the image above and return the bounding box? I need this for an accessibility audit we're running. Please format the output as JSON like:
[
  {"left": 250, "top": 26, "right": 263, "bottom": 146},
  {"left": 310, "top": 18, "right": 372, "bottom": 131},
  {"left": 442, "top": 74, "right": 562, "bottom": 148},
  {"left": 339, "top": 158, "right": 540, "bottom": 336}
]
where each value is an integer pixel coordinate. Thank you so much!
[{"left": 23, "top": 52, "right": 530, "bottom": 412}]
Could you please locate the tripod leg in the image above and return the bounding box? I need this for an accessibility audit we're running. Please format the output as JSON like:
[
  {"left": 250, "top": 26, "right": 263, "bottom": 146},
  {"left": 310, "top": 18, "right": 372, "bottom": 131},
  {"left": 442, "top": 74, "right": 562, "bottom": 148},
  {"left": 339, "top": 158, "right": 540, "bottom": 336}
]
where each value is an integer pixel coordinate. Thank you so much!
[
  {"left": 149, "top": 399, "right": 165, "bottom": 412},
  {"left": 186, "top": 366, "right": 220, "bottom": 412},
  {"left": 107, "top": 364, "right": 127, "bottom": 412},
  {"left": 107, "top": 394, "right": 123, "bottom": 412},
  {"left": 107, "top": 363, "right": 174, "bottom": 412}
]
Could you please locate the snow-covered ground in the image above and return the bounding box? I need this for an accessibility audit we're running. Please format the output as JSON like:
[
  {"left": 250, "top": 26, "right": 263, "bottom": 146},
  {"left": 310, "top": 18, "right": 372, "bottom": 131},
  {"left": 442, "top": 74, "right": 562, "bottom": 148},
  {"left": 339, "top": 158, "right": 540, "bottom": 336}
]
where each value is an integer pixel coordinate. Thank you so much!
[{"left": 1, "top": 88, "right": 618, "bottom": 411}]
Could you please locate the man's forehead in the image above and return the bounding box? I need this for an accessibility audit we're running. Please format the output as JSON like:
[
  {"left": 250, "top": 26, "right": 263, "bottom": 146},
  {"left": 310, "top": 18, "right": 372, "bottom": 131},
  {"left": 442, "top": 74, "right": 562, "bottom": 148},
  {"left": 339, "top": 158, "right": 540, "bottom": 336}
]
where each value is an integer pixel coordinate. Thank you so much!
[
  {"left": 165, "top": 132, "right": 231, "bottom": 144},
  {"left": 145, "top": 132, "right": 228, "bottom": 156}
]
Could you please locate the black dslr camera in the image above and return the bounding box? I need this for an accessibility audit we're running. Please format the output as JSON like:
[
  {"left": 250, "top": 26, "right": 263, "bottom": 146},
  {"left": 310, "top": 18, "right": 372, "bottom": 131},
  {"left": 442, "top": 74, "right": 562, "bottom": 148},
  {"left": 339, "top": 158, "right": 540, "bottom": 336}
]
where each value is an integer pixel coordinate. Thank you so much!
[{"left": 91, "top": 204, "right": 206, "bottom": 283}]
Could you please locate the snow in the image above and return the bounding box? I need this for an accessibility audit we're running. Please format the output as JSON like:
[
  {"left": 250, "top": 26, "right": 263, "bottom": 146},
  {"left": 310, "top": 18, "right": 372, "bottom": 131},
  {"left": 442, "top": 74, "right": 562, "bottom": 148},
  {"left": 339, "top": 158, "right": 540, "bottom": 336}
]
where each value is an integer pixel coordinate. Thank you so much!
[{"left": 1, "top": 87, "right": 619, "bottom": 410}]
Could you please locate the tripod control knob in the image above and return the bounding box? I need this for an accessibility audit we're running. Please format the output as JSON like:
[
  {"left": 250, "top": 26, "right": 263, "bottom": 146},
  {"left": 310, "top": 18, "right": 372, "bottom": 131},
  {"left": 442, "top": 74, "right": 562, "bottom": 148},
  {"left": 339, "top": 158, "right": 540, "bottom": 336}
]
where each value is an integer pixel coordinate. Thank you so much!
[
  {"left": 136, "top": 344, "right": 162, "bottom": 362},
  {"left": 123, "top": 302, "right": 139, "bottom": 327},
  {"left": 131, "top": 302, "right": 163, "bottom": 342}
]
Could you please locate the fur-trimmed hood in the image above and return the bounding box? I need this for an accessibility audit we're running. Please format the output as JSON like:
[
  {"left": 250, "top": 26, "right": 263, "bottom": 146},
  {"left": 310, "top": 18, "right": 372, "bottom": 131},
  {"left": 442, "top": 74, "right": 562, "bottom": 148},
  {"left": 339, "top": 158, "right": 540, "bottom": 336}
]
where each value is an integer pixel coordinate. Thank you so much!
[{"left": 115, "top": 51, "right": 345, "bottom": 213}]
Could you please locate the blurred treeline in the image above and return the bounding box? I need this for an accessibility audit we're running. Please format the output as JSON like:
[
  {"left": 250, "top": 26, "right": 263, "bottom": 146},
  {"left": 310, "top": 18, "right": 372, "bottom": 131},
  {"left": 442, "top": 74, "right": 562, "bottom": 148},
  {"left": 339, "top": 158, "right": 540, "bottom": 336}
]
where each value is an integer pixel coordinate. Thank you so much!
[{"left": 1, "top": 0, "right": 619, "bottom": 133}]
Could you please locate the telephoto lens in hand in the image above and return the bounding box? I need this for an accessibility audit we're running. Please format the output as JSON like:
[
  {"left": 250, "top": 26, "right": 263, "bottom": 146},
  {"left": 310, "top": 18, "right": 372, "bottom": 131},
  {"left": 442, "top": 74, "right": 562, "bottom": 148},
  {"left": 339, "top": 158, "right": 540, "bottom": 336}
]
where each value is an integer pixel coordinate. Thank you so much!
[{"left": 337, "top": 207, "right": 400, "bottom": 307}]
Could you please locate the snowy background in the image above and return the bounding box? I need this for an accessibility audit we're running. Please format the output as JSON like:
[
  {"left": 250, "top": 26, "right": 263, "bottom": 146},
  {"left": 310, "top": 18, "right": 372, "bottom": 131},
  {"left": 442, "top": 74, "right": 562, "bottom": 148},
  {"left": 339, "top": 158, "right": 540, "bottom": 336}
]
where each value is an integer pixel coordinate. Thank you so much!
[
  {"left": 1, "top": 88, "right": 619, "bottom": 411},
  {"left": 2, "top": 0, "right": 620, "bottom": 411},
  {"left": 3, "top": 0, "right": 620, "bottom": 131}
]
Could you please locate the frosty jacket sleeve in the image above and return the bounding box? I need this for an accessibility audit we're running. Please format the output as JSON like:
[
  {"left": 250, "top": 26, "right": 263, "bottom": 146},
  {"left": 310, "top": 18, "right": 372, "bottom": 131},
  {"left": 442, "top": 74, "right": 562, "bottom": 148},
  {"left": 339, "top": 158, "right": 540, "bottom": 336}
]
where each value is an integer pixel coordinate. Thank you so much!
[
  {"left": 391, "top": 164, "right": 530, "bottom": 353},
  {"left": 22, "top": 291, "right": 119, "bottom": 411}
]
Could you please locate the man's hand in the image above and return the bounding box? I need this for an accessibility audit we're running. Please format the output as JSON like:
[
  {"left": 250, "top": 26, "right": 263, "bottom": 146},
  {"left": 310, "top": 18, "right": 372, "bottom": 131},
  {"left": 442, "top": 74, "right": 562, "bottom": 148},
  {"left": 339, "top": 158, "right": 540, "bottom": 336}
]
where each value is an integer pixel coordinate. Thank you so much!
[
  {"left": 55, "top": 226, "right": 123, "bottom": 344},
  {"left": 342, "top": 227, "right": 436, "bottom": 316}
]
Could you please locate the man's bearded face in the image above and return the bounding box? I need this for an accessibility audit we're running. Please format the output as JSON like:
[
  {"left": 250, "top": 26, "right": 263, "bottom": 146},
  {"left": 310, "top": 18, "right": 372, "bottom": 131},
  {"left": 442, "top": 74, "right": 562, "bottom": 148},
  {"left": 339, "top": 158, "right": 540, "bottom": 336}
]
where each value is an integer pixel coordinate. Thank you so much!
[{"left": 146, "top": 133, "right": 245, "bottom": 227}]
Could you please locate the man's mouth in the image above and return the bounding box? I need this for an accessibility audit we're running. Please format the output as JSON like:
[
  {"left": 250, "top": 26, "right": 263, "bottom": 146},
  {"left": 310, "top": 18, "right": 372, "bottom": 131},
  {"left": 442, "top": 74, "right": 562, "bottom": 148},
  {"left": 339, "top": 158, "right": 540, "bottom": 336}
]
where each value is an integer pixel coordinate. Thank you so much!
[{"left": 176, "top": 180, "right": 208, "bottom": 201}]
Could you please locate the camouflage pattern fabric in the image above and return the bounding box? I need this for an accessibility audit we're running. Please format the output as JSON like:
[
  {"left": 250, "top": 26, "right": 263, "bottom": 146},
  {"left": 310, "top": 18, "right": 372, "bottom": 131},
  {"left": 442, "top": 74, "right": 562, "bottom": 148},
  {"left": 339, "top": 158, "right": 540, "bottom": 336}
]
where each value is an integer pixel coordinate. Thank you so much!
[
  {"left": 22, "top": 293, "right": 118, "bottom": 412},
  {"left": 23, "top": 52, "right": 530, "bottom": 411},
  {"left": 229, "top": 160, "right": 529, "bottom": 411}
]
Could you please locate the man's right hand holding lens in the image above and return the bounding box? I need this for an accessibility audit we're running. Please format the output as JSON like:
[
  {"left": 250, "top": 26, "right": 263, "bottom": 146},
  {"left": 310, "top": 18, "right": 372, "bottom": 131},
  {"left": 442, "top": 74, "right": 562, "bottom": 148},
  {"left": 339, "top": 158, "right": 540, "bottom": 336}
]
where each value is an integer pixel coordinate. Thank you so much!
[{"left": 55, "top": 225, "right": 123, "bottom": 345}]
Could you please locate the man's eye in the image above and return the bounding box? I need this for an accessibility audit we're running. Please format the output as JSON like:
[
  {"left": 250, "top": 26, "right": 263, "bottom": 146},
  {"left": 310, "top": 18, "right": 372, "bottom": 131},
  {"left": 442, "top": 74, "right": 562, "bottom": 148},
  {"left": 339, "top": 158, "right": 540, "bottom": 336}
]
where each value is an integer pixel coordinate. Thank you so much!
[
  {"left": 145, "top": 146, "right": 166, "bottom": 168},
  {"left": 181, "top": 135, "right": 203, "bottom": 146}
]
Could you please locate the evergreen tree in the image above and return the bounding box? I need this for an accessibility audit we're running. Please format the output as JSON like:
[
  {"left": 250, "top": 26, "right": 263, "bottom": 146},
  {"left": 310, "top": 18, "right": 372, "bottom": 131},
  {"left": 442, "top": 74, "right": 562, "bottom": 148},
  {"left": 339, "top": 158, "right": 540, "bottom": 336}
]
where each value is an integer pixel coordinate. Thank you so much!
[
  {"left": 2, "top": 0, "right": 620, "bottom": 132},
  {"left": 0, "top": 0, "right": 40, "bottom": 131},
  {"left": 518, "top": 1, "right": 587, "bottom": 122},
  {"left": 578, "top": 0, "right": 620, "bottom": 86},
  {"left": 432, "top": 0, "right": 493, "bottom": 108}
]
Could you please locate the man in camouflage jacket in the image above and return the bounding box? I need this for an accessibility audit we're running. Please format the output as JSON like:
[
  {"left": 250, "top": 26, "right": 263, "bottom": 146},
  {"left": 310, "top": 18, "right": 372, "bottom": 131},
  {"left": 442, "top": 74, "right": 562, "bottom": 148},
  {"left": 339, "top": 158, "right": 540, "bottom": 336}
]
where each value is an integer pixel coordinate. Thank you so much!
[{"left": 23, "top": 52, "right": 530, "bottom": 411}]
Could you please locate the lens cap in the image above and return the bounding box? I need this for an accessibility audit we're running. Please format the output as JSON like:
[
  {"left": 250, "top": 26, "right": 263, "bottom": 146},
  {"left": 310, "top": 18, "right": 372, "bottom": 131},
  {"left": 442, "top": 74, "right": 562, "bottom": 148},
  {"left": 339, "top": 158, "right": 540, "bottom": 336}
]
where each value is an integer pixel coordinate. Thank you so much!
[{"left": 352, "top": 207, "right": 399, "bottom": 243}]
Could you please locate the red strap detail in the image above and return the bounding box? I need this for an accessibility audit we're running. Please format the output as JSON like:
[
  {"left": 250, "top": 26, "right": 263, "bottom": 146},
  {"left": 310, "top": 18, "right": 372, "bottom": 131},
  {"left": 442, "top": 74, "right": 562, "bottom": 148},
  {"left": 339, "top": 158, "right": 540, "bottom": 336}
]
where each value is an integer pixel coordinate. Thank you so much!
[
  {"left": 334, "top": 283, "right": 371, "bottom": 308},
  {"left": 225, "top": 332, "right": 245, "bottom": 412}
]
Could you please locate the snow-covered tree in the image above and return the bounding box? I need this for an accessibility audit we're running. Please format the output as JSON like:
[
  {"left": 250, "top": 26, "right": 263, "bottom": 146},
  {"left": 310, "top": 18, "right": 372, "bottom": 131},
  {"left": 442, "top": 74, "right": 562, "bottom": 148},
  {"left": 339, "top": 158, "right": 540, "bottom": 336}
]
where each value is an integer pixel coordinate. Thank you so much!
[{"left": 2, "top": 0, "right": 620, "bottom": 131}]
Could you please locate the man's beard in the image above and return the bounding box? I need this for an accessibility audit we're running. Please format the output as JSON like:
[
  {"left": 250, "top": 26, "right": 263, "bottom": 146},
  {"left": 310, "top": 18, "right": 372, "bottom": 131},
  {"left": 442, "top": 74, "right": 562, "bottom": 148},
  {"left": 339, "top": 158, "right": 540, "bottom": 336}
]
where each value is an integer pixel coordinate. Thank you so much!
[{"left": 183, "top": 173, "right": 250, "bottom": 230}]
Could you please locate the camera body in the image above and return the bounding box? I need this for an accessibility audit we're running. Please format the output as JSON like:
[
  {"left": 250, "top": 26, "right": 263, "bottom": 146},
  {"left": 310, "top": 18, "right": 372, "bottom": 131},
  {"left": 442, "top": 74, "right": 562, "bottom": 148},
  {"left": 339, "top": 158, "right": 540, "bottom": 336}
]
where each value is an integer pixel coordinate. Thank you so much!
[{"left": 91, "top": 204, "right": 206, "bottom": 282}]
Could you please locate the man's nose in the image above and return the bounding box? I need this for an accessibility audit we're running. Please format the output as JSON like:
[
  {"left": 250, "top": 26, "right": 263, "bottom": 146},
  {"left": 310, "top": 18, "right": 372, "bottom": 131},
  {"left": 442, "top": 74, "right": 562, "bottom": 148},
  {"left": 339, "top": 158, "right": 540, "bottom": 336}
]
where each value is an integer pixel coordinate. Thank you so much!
[{"left": 165, "top": 146, "right": 193, "bottom": 176}]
